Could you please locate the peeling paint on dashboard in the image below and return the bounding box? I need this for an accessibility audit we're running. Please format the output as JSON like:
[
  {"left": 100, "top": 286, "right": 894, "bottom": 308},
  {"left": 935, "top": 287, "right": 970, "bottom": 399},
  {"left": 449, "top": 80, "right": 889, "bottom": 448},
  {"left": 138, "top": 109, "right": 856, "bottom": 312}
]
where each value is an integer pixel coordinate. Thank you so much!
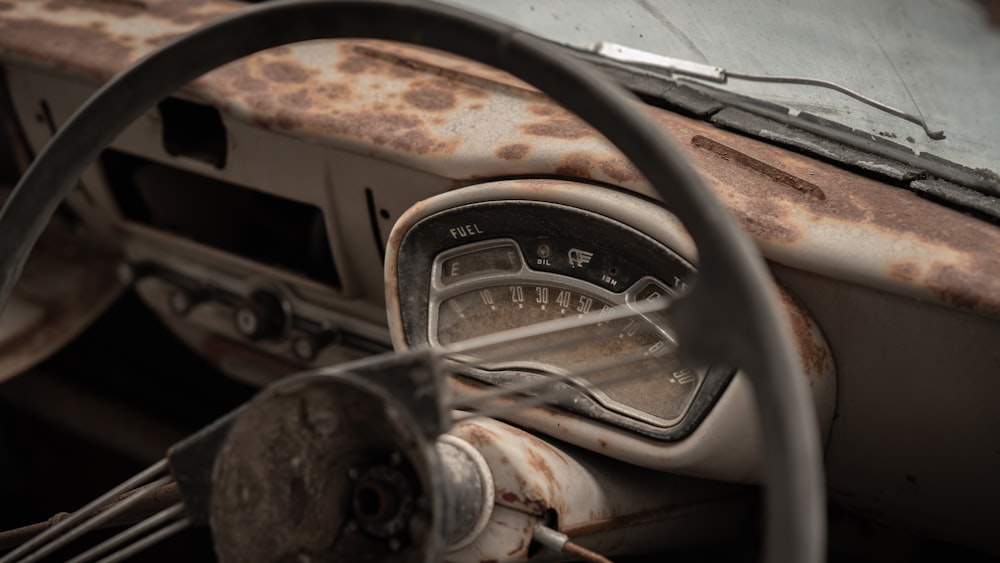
[{"left": 1, "top": 0, "right": 1000, "bottom": 317}]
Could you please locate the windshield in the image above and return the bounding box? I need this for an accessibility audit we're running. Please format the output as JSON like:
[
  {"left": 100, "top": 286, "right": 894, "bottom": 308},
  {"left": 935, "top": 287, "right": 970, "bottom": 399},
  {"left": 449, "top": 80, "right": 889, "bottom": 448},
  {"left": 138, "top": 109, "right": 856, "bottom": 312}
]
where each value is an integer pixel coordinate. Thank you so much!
[{"left": 444, "top": 0, "right": 1000, "bottom": 183}]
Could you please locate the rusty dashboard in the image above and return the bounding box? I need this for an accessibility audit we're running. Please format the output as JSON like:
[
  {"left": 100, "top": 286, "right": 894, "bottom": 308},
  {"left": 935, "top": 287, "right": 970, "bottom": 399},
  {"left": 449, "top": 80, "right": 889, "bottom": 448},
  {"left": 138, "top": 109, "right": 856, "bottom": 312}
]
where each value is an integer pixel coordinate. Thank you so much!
[{"left": 1, "top": 0, "right": 1000, "bottom": 560}]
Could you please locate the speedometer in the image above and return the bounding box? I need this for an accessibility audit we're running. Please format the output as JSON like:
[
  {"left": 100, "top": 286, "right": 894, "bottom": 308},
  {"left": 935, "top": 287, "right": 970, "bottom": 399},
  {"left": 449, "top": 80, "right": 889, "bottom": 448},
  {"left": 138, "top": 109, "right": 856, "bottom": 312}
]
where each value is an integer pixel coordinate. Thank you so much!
[
  {"left": 387, "top": 182, "right": 737, "bottom": 441},
  {"left": 429, "top": 241, "right": 704, "bottom": 427}
]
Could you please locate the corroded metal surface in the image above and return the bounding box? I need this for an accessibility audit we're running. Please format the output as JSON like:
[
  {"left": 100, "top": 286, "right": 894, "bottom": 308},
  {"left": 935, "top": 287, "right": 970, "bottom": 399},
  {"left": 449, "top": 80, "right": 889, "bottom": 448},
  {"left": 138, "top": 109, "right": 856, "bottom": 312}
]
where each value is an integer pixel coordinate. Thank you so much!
[
  {"left": 1, "top": 0, "right": 998, "bottom": 318},
  {"left": 445, "top": 417, "right": 747, "bottom": 561},
  {"left": 208, "top": 371, "right": 444, "bottom": 563}
]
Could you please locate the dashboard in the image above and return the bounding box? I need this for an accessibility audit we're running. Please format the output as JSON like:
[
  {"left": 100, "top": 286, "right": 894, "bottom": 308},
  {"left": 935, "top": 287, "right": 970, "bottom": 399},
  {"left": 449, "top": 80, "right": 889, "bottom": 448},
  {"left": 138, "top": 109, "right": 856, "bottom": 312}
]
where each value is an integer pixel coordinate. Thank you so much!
[
  {"left": 1, "top": 1, "right": 1000, "bottom": 561},
  {"left": 385, "top": 180, "right": 832, "bottom": 478}
]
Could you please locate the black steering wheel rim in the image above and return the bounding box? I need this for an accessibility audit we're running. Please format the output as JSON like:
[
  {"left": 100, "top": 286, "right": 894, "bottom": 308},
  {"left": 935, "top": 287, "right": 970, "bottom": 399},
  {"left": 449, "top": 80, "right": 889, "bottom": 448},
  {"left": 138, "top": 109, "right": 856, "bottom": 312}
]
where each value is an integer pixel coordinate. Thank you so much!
[{"left": 0, "top": 1, "right": 825, "bottom": 561}]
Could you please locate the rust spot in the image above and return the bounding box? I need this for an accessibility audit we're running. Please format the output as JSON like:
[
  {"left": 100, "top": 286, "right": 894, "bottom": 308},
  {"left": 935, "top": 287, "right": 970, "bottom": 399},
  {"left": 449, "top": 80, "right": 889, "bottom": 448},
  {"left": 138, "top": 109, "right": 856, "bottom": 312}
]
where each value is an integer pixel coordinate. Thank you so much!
[
  {"left": 352, "top": 44, "right": 505, "bottom": 101},
  {"left": 0, "top": 17, "right": 133, "bottom": 79},
  {"left": 245, "top": 97, "right": 299, "bottom": 132},
  {"left": 469, "top": 103, "right": 483, "bottom": 110},
  {"left": 507, "top": 538, "right": 527, "bottom": 557},
  {"left": 45, "top": 0, "right": 143, "bottom": 17},
  {"left": 337, "top": 54, "right": 382, "bottom": 74},
  {"left": 597, "top": 438, "right": 608, "bottom": 449},
  {"left": 148, "top": 0, "right": 238, "bottom": 26},
  {"left": 555, "top": 153, "right": 595, "bottom": 179},
  {"left": 462, "top": 86, "right": 487, "bottom": 99},
  {"left": 731, "top": 208, "right": 801, "bottom": 243},
  {"left": 495, "top": 143, "right": 530, "bottom": 161},
  {"left": 351, "top": 41, "right": 535, "bottom": 96},
  {"left": 522, "top": 117, "right": 593, "bottom": 140},
  {"left": 462, "top": 425, "right": 501, "bottom": 449},
  {"left": 692, "top": 135, "right": 825, "bottom": 200},
  {"left": 296, "top": 110, "right": 455, "bottom": 155},
  {"left": 388, "top": 63, "right": 418, "bottom": 79},
  {"left": 207, "top": 62, "right": 268, "bottom": 93},
  {"left": 599, "top": 157, "right": 641, "bottom": 183},
  {"left": 927, "top": 264, "right": 984, "bottom": 310},
  {"left": 423, "top": 76, "right": 489, "bottom": 100},
  {"left": 779, "top": 288, "right": 831, "bottom": 378},
  {"left": 316, "top": 84, "right": 350, "bottom": 101},
  {"left": 653, "top": 115, "right": 866, "bottom": 245},
  {"left": 496, "top": 490, "right": 547, "bottom": 515},
  {"left": 261, "top": 61, "right": 314, "bottom": 83},
  {"left": 278, "top": 89, "right": 312, "bottom": 110},
  {"left": 529, "top": 104, "right": 559, "bottom": 116},
  {"left": 403, "top": 85, "right": 456, "bottom": 112},
  {"left": 889, "top": 262, "right": 919, "bottom": 282},
  {"left": 233, "top": 76, "right": 268, "bottom": 93},
  {"left": 681, "top": 141, "right": 808, "bottom": 244},
  {"left": 145, "top": 33, "right": 179, "bottom": 47},
  {"left": 514, "top": 474, "right": 528, "bottom": 492},
  {"left": 336, "top": 45, "right": 422, "bottom": 79},
  {"left": 525, "top": 450, "right": 557, "bottom": 489},
  {"left": 45, "top": 0, "right": 237, "bottom": 25}
]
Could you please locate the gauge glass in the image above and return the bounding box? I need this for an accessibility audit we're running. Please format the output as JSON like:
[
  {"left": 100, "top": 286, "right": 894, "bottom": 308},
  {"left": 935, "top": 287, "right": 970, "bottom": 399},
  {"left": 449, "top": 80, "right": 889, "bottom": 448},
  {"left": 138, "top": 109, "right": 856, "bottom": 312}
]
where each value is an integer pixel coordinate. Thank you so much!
[{"left": 431, "top": 242, "right": 704, "bottom": 426}]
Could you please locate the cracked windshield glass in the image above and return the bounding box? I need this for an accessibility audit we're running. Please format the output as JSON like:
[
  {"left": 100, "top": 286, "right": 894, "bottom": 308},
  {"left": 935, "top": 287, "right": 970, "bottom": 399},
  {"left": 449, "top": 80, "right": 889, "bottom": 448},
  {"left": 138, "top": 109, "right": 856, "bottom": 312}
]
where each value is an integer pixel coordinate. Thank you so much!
[{"left": 448, "top": 0, "right": 1000, "bottom": 186}]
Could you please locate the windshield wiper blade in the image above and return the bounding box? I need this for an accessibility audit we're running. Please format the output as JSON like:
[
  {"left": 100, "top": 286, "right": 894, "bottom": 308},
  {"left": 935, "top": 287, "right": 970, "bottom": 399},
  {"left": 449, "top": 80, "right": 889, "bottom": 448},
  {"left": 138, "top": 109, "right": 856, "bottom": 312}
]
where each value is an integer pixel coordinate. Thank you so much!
[{"left": 590, "top": 41, "right": 945, "bottom": 140}]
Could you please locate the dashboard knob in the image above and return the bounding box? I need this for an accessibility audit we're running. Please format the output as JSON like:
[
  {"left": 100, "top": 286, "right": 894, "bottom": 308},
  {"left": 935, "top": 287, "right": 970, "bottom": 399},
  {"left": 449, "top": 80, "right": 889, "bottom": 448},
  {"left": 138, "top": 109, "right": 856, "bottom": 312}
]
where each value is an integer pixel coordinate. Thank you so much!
[
  {"left": 168, "top": 287, "right": 211, "bottom": 315},
  {"left": 233, "top": 289, "right": 287, "bottom": 341}
]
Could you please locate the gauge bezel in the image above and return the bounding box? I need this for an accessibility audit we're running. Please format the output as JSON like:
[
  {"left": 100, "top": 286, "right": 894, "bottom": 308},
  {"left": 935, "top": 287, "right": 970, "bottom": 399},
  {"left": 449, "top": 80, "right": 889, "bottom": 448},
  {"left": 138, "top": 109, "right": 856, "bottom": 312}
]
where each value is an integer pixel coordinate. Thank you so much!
[{"left": 394, "top": 198, "right": 736, "bottom": 441}]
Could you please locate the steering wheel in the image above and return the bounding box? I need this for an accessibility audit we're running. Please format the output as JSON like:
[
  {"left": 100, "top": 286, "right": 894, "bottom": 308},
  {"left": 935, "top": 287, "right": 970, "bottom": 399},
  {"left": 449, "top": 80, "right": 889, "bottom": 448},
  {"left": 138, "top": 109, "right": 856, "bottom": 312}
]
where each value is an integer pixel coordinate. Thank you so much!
[{"left": 0, "top": 1, "right": 824, "bottom": 561}]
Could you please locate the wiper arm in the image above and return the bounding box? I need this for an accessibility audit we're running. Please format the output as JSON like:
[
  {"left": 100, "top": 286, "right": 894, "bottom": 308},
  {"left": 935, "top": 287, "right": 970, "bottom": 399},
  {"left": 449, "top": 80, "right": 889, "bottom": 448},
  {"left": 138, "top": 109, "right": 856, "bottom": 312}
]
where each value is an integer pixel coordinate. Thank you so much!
[{"left": 591, "top": 41, "right": 945, "bottom": 140}]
